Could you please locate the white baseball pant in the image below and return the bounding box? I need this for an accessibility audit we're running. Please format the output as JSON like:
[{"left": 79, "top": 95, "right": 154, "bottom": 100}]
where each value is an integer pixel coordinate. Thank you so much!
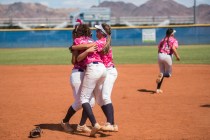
[
  {"left": 70, "top": 69, "right": 95, "bottom": 111},
  {"left": 80, "top": 62, "right": 107, "bottom": 104},
  {"left": 158, "top": 53, "right": 173, "bottom": 77},
  {"left": 95, "top": 67, "right": 118, "bottom": 106}
]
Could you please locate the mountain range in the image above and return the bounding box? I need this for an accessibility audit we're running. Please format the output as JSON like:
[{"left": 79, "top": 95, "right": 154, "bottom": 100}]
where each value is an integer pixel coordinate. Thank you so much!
[{"left": 0, "top": 0, "right": 209, "bottom": 24}]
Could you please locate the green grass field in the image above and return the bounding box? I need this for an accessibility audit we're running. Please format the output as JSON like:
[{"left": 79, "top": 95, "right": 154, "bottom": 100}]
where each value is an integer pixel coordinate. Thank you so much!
[{"left": 0, "top": 45, "right": 210, "bottom": 65}]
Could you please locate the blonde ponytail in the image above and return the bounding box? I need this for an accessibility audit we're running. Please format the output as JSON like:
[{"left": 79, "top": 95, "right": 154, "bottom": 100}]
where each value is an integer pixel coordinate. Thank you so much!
[{"left": 101, "top": 23, "right": 111, "bottom": 54}]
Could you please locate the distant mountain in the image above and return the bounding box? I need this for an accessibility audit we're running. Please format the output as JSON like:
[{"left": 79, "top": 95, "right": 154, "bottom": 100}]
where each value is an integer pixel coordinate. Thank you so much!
[
  {"left": 131, "top": 0, "right": 192, "bottom": 16},
  {"left": 94, "top": 1, "right": 137, "bottom": 17},
  {"left": 0, "top": 1, "right": 209, "bottom": 24},
  {"left": 196, "top": 4, "right": 210, "bottom": 23},
  {"left": 0, "top": 2, "right": 77, "bottom": 18},
  {"left": 95, "top": 0, "right": 210, "bottom": 24}
]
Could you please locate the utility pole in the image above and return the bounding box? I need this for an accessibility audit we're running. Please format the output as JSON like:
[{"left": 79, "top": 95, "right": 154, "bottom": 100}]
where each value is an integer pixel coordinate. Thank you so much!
[{"left": 194, "top": 0, "right": 196, "bottom": 24}]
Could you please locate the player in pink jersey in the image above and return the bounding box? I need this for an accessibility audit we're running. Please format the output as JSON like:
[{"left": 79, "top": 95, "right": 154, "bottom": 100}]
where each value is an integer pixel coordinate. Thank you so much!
[
  {"left": 72, "top": 23, "right": 118, "bottom": 132},
  {"left": 156, "top": 28, "right": 180, "bottom": 93},
  {"left": 71, "top": 24, "right": 107, "bottom": 137},
  {"left": 61, "top": 24, "right": 96, "bottom": 133},
  {"left": 94, "top": 24, "right": 118, "bottom": 132}
]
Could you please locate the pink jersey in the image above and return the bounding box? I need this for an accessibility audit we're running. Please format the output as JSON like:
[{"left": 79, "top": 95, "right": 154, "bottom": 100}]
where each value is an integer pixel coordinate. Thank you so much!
[
  {"left": 79, "top": 37, "right": 103, "bottom": 65},
  {"left": 158, "top": 36, "right": 178, "bottom": 55},
  {"left": 73, "top": 36, "right": 94, "bottom": 69},
  {"left": 101, "top": 48, "right": 114, "bottom": 68},
  {"left": 96, "top": 37, "right": 114, "bottom": 68}
]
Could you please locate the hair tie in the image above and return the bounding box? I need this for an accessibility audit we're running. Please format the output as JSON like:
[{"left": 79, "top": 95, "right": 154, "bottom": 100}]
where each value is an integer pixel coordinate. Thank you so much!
[{"left": 76, "top": 19, "right": 82, "bottom": 24}]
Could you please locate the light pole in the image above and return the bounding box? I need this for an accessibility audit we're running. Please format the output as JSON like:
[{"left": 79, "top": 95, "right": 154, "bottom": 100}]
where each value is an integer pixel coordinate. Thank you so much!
[{"left": 194, "top": 0, "right": 196, "bottom": 24}]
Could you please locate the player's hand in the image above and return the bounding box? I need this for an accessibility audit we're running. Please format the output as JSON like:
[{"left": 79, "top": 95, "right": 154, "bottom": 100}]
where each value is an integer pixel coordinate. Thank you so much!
[
  {"left": 87, "top": 43, "right": 97, "bottom": 48},
  {"left": 86, "top": 46, "right": 97, "bottom": 53},
  {"left": 176, "top": 56, "right": 180, "bottom": 61},
  {"left": 69, "top": 46, "right": 73, "bottom": 53}
]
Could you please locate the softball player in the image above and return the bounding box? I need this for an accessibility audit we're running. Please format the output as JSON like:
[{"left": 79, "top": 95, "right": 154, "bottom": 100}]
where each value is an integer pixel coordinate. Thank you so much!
[
  {"left": 156, "top": 28, "right": 180, "bottom": 93},
  {"left": 94, "top": 23, "right": 118, "bottom": 132},
  {"left": 72, "top": 23, "right": 107, "bottom": 137},
  {"left": 74, "top": 23, "right": 118, "bottom": 132},
  {"left": 61, "top": 24, "right": 96, "bottom": 133}
]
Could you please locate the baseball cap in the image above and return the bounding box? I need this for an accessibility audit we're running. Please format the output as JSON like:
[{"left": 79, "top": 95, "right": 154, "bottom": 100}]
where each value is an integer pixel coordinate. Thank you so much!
[{"left": 95, "top": 24, "right": 107, "bottom": 35}]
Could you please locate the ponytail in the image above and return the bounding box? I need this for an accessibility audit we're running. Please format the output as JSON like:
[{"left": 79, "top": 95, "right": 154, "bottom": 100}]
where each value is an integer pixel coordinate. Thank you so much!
[
  {"left": 102, "top": 35, "right": 111, "bottom": 54},
  {"left": 101, "top": 23, "right": 111, "bottom": 54},
  {"left": 159, "top": 36, "right": 167, "bottom": 52},
  {"left": 159, "top": 28, "right": 173, "bottom": 51}
]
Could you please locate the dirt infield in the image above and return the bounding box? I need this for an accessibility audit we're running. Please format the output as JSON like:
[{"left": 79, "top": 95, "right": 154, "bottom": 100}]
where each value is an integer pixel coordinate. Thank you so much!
[{"left": 0, "top": 64, "right": 210, "bottom": 140}]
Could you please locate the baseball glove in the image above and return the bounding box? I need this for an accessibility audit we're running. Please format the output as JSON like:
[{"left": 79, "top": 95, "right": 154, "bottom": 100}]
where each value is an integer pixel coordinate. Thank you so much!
[{"left": 29, "top": 126, "right": 42, "bottom": 138}]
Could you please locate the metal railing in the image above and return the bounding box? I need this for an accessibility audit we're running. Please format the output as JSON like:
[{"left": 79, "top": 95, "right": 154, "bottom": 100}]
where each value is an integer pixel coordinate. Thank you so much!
[
  {"left": 110, "top": 16, "right": 194, "bottom": 26},
  {"left": 0, "top": 16, "right": 194, "bottom": 28}
]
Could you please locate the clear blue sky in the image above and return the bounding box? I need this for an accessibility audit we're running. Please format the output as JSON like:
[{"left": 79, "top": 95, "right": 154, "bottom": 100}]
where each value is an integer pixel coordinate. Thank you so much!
[{"left": 0, "top": 0, "right": 210, "bottom": 8}]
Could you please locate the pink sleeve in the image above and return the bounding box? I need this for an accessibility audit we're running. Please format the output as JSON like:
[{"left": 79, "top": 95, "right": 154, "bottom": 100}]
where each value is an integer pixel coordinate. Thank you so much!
[
  {"left": 95, "top": 40, "right": 105, "bottom": 52},
  {"left": 173, "top": 40, "right": 178, "bottom": 49},
  {"left": 74, "top": 38, "right": 80, "bottom": 45}
]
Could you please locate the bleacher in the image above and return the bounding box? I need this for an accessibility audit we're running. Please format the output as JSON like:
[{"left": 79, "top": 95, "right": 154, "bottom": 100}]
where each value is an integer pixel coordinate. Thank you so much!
[
  {"left": 0, "top": 17, "right": 71, "bottom": 29},
  {"left": 0, "top": 16, "right": 194, "bottom": 29},
  {"left": 110, "top": 16, "right": 194, "bottom": 26}
]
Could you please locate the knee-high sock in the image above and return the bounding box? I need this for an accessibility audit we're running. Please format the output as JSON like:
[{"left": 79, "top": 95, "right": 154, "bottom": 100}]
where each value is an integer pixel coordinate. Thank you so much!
[
  {"left": 157, "top": 77, "right": 164, "bottom": 89},
  {"left": 82, "top": 103, "right": 96, "bottom": 127},
  {"left": 112, "top": 105, "right": 115, "bottom": 125},
  {"left": 101, "top": 103, "right": 114, "bottom": 125},
  {"left": 63, "top": 106, "right": 76, "bottom": 123},
  {"left": 79, "top": 109, "right": 88, "bottom": 126}
]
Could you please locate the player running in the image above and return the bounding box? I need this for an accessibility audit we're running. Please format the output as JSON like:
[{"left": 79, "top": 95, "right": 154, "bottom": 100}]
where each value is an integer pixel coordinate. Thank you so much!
[{"left": 156, "top": 28, "right": 180, "bottom": 93}]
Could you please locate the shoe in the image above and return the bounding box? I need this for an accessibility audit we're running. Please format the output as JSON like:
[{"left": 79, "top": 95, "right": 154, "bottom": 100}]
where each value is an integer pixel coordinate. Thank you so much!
[
  {"left": 156, "top": 89, "right": 163, "bottom": 94},
  {"left": 101, "top": 122, "right": 115, "bottom": 132},
  {"left": 61, "top": 120, "right": 73, "bottom": 132},
  {"left": 76, "top": 124, "right": 91, "bottom": 133},
  {"left": 90, "top": 123, "right": 101, "bottom": 137},
  {"left": 113, "top": 124, "right": 119, "bottom": 132},
  {"left": 156, "top": 73, "right": 163, "bottom": 84}
]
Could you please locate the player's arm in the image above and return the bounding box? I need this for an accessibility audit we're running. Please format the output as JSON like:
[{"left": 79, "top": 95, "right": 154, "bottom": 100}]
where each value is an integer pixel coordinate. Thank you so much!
[
  {"left": 172, "top": 45, "right": 180, "bottom": 61},
  {"left": 71, "top": 50, "right": 78, "bottom": 64},
  {"left": 72, "top": 43, "right": 96, "bottom": 51},
  {"left": 77, "top": 46, "right": 97, "bottom": 62}
]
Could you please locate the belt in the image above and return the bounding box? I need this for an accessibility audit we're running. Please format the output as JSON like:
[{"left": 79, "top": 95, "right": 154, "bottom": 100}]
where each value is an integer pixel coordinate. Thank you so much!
[
  {"left": 92, "top": 62, "right": 99, "bottom": 64},
  {"left": 78, "top": 69, "right": 84, "bottom": 72},
  {"left": 107, "top": 65, "right": 115, "bottom": 69},
  {"left": 160, "top": 52, "right": 171, "bottom": 55}
]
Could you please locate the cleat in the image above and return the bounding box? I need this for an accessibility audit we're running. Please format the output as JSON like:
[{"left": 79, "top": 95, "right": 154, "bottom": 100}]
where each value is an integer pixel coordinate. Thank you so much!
[
  {"left": 101, "top": 122, "right": 115, "bottom": 132},
  {"left": 61, "top": 120, "right": 73, "bottom": 133},
  {"left": 156, "top": 89, "right": 163, "bottom": 94},
  {"left": 90, "top": 123, "right": 101, "bottom": 137},
  {"left": 113, "top": 124, "right": 119, "bottom": 132},
  {"left": 76, "top": 124, "right": 91, "bottom": 133}
]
